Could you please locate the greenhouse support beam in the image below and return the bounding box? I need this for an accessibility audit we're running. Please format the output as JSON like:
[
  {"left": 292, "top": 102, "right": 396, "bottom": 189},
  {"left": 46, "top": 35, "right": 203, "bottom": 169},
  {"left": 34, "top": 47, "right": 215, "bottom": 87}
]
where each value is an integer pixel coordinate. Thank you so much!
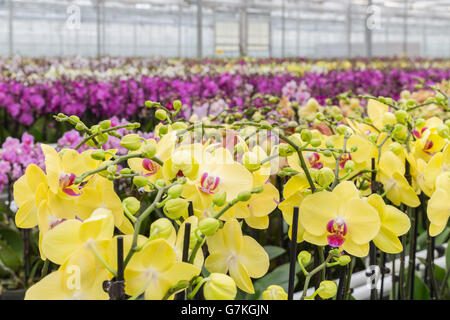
[
  {"left": 8, "top": 0, "right": 14, "bottom": 57},
  {"left": 365, "top": 0, "right": 373, "bottom": 58},
  {"left": 281, "top": 0, "right": 285, "bottom": 57},
  {"left": 239, "top": 1, "right": 248, "bottom": 57},
  {"left": 403, "top": 0, "right": 408, "bottom": 56},
  {"left": 196, "top": 0, "right": 203, "bottom": 58}
]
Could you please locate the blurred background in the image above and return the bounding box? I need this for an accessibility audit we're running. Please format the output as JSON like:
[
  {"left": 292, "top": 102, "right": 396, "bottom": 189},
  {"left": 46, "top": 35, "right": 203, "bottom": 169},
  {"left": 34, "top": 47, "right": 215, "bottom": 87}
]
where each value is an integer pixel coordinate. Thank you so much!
[{"left": 0, "top": 0, "right": 449, "bottom": 59}]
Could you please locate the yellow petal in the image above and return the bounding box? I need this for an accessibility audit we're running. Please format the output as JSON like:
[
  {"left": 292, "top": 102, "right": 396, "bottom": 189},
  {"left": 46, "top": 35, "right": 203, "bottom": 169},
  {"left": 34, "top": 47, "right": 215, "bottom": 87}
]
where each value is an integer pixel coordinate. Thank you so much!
[
  {"left": 299, "top": 191, "right": 338, "bottom": 236},
  {"left": 42, "top": 219, "right": 82, "bottom": 265},
  {"left": 24, "top": 271, "right": 67, "bottom": 300},
  {"left": 344, "top": 198, "right": 380, "bottom": 245},
  {"left": 240, "top": 236, "right": 269, "bottom": 278},
  {"left": 205, "top": 252, "right": 230, "bottom": 274},
  {"left": 373, "top": 227, "right": 403, "bottom": 254},
  {"left": 15, "top": 199, "right": 38, "bottom": 228},
  {"left": 223, "top": 220, "right": 244, "bottom": 253},
  {"left": 79, "top": 208, "right": 115, "bottom": 242},
  {"left": 229, "top": 260, "right": 254, "bottom": 294},
  {"left": 342, "top": 238, "right": 369, "bottom": 257}
]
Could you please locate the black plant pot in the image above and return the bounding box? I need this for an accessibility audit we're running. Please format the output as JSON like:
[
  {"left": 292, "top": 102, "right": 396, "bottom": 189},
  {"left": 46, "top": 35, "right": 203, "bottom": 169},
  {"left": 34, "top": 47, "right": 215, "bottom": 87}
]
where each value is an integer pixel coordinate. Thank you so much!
[{"left": 0, "top": 289, "right": 26, "bottom": 300}]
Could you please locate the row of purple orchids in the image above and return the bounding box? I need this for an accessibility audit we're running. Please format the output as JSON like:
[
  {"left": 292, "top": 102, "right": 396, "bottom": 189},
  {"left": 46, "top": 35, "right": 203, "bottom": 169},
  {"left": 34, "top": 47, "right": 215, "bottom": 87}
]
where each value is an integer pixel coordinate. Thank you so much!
[{"left": 1, "top": 68, "right": 449, "bottom": 129}]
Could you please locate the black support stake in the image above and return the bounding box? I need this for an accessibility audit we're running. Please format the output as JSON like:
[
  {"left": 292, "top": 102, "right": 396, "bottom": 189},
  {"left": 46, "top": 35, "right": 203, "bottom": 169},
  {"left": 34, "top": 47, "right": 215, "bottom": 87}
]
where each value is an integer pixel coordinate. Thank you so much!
[
  {"left": 288, "top": 207, "right": 299, "bottom": 300},
  {"left": 175, "top": 222, "right": 191, "bottom": 300}
]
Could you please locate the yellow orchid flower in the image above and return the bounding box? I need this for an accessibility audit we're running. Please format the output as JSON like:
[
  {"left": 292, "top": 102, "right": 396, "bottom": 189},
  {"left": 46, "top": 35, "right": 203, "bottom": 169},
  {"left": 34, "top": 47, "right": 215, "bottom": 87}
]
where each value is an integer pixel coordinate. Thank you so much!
[
  {"left": 204, "top": 219, "right": 269, "bottom": 293},
  {"left": 366, "top": 194, "right": 410, "bottom": 254},
  {"left": 427, "top": 172, "right": 450, "bottom": 237},
  {"left": 75, "top": 176, "right": 134, "bottom": 234},
  {"left": 278, "top": 172, "right": 311, "bottom": 242},
  {"left": 412, "top": 117, "right": 447, "bottom": 161},
  {"left": 367, "top": 99, "right": 389, "bottom": 131},
  {"left": 182, "top": 148, "right": 253, "bottom": 210},
  {"left": 299, "top": 181, "right": 380, "bottom": 257},
  {"left": 377, "top": 151, "right": 420, "bottom": 207},
  {"left": 13, "top": 164, "right": 48, "bottom": 228},
  {"left": 25, "top": 246, "right": 110, "bottom": 300},
  {"left": 124, "top": 239, "right": 200, "bottom": 300},
  {"left": 419, "top": 144, "right": 450, "bottom": 197},
  {"left": 41, "top": 208, "right": 114, "bottom": 265}
]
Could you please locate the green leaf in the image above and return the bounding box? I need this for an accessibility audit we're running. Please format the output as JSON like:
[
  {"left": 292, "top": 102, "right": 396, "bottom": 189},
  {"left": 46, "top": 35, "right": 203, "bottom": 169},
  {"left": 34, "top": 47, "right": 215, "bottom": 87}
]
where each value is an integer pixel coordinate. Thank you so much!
[
  {"left": 413, "top": 273, "right": 430, "bottom": 300},
  {"left": 0, "top": 228, "right": 23, "bottom": 261},
  {"left": 264, "top": 246, "right": 286, "bottom": 261},
  {"left": 446, "top": 239, "right": 450, "bottom": 270},
  {"left": 435, "top": 227, "right": 450, "bottom": 246},
  {"left": 0, "top": 239, "right": 21, "bottom": 274},
  {"left": 251, "top": 262, "right": 300, "bottom": 300}
]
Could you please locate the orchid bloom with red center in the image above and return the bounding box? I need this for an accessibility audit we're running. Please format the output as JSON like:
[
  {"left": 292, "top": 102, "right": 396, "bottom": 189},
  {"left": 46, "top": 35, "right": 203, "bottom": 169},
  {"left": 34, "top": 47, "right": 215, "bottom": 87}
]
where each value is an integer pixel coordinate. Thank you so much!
[{"left": 299, "top": 181, "right": 380, "bottom": 257}]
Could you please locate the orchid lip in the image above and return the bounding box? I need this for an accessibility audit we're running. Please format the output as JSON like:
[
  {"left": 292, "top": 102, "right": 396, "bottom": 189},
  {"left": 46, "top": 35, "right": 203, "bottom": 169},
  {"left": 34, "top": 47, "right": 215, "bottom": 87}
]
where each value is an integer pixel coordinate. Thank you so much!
[
  {"left": 326, "top": 217, "right": 347, "bottom": 247},
  {"left": 198, "top": 172, "right": 220, "bottom": 195},
  {"left": 142, "top": 158, "right": 159, "bottom": 176}
]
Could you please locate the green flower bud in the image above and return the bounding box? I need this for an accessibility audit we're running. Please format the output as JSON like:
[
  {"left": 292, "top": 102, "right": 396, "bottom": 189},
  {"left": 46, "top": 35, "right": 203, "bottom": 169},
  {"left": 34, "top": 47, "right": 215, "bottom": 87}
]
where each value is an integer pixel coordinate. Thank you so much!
[
  {"left": 159, "top": 125, "right": 169, "bottom": 136},
  {"left": 168, "top": 184, "right": 183, "bottom": 199},
  {"left": 393, "top": 124, "right": 408, "bottom": 141},
  {"left": 164, "top": 198, "right": 189, "bottom": 220},
  {"left": 98, "top": 160, "right": 113, "bottom": 178},
  {"left": 389, "top": 142, "right": 403, "bottom": 155},
  {"left": 329, "top": 248, "right": 342, "bottom": 256},
  {"left": 279, "top": 143, "right": 295, "bottom": 157},
  {"left": 395, "top": 110, "right": 408, "bottom": 124},
  {"left": 415, "top": 117, "right": 426, "bottom": 129},
  {"left": 107, "top": 165, "right": 117, "bottom": 175},
  {"left": 172, "top": 122, "right": 188, "bottom": 131},
  {"left": 297, "top": 251, "right": 312, "bottom": 265},
  {"left": 204, "top": 273, "right": 237, "bottom": 300},
  {"left": 99, "top": 120, "right": 111, "bottom": 130},
  {"left": 437, "top": 124, "right": 450, "bottom": 139},
  {"left": 252, "top": 186, "right": 264, "bottom": 194},
  {"left": 315, "top": 112, "right": 325, "bottom": 121},
  {"left": 119, "top": 168, "right": 132, "bottom": 175},
  {"left": 301, "top": 129, "right": 312, "bottom": 142},
  {"left": 212, "top": 191, "right": 227, "bottom": 207},
  {"left": 75, "top": 123, "right": 85, "bottom": 131},
  {"left": 317, "top": 167, "right": 335, "bottom": 187},
  {"left": 400, "top": 90, "right": 411, "bottom": 100},
  {"left": 142, "top": 143, "right": 157, "bottom": 159},
  {"left": 133, "top": 176, "right": 149, "bottom": 188},
  {"left": 288, "top": 134, "right": 303, "bottom": 146},
  {"left": 198, "top": 218, "right": 221, "bottom": 236},
  {"left": 237, "top": 191, "right": 252, "bottom": 202},
  {"left": 155, "top": 179, "right": 166, "bottom": 188},
  {"left": 145, "top": 101, "right": 157, "bottom": 108},
  {"left": 350, "top": 145, "right": 358, "bottom": 153},
  {"left": 173, "top": 100, "right": 182, "bottom": 110},
  {"left": 122, "top": 197, "right": 140, "bottom": 215},
  {"left": 445, "top": 119, "right": 450, "bottom": 129},
  {"left": 336, "top": 125, "right": 349, "bottom": 135},
  {"left": 69, "top": 115, "right": 80, "bottom": 123},
  {"left": 382, "top": 112, "right": 397, "bottom": 127},
  {"left": 155, "top": 109, "right": 168, "bottom": 121},
  {"left": 150, "top": 218, "right": 173, "bottom": 240},
  {"left": 368, "top": 133, "right": 378, "bottom": 144},
  {"left": 322, "top": 150, "right": 332, "bottom": 157},
  {"left": 344, "top": 160, "right": 355, "bottom": 172},
  {"left": 262, "top": 285, "right": 288, "bottom": 300},
  {"left": 325, "top": 140, "right": 334, "bottom": 148},
  {"left": 337, "top": 255, "right": 351, "bottom": 266},
  {"left": 120, "top": 134, "right": 142, "bottom": 151},
  {"left": 91, "top": 149, "right": 106, "bottom": 161},
  {"left": 242, "top": 152, "right": 261, "bottom": 172},
  {"left": 310, "top": 139, "right": 321, "bottom": 148},
  {"left": 317, "top": 281, "right": 337, "bottom": 300}
]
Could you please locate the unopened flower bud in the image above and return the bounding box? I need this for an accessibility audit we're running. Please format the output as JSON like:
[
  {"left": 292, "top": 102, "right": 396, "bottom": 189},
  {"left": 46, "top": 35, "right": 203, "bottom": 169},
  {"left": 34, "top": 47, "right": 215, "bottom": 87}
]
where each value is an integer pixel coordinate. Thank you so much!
[
  {"left": 142, "top": 143, "right": 157, "bottom": 159},
  {"left": 155, "top": 109, "right": 168, "bottom": 121},
  {"left": 145, "top": 101, "right": 158, "bottom": 108},
  {"left": 212, "top": 191, "right": 227, "bottom": 207},
  {"left": 155, "top": 179, "right": 166, "bottom": 188},
  {"left": 325, "top": 140, "right": 334, "bottom": 148},
  {"left": 150, "top": 218, "right": 173, "bottom": 240},
  {"left": 69, "top": 115, "right": 80, "bottom": 123},
  {"left": 168, "top": 184, "right": 183, "bottom": 199},
  {"left": 107, "top": 165, "right": 117, "bottom": 175},
  {"left": 75, "top": 123, "right": 85, "bottom": 131},
  {"left": 173, "top": 100, "right": 182, "bottom": 110},
  {"left": 203, "top": 274, "right": 237, "bottom": 300},
  {"left": 120, "top": 134, "right": 142, "bottom": 151},
  {"left": 310, "top": 139, "right": 321, "bottom": 148},
  {"left": 91, "top": 149, "right": 106, "bottom": 161},
  {"left": 337, "top": 255, "right": 351, "bottom": 266},
  {"left": 301, "top": 129, "right": 312, "bottom": 143},
  {"left": 133, "top": 176, "right": 149, "bottom": 188},
  {"left": 159, "top": 125, "right": 169, "bottom": 136},
  {"left": 237, "top": 191, "right": 252, "bottom": 202},
  {"left": 262, "top": 285, "right": 288, "bottom": 300},
  {"left": 317, "top": 167, "right": 335, "bottom": 187},
  {"left": 317, "top": 281, "right": 337, "bottom": 300},
  {"left": 164, "top": 198, "right": 188, "bottom": 220},
  {"left": 344, "top": 160, "right": 355, "bottom": 172},
  {"left": 172, "top": 122, "right": 188, "bottom": 131},
  {"left": 382, "top": 112, "right": 397, "bottom": 127},
  {"left": 242, "top": 152, "right": 260, "bottom": 172},
  {"left": 350, "top": 145, "right": 358, "bottom": 153},
  {"left": 437, "top": 124, "right": 450, "bottom": 139},
  {"left": 393, "top": 124, "right": 408, "bottom": 141},
  {"left": 99, "top": 120, "right": 111, "bottom": 130},
  {"left": 336, "top": 125, "right": 349, "bottom": 135},
  {"left": 395, "top": 110, "right": 408, "bottom": 124},
  {"left": 389, "top": 142, "right": 403, "bottom": 155},
  {"left": 415, "top": 118, "right": 426, "bottom": 129},
  {"left": 298, "top": 251, "right": 312, "bottom": 265},
  {"left": 198, "top": 218, "right": 221, "bottom": 236},
  {"left": 252, "top": 186, "right": 264, "bottom": 194},
  {"left": 122, "top": 197, "right": 140, "bottom": 215},
  {"left": 279, "top": 143, "right": 295, "bottom": 157}
]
